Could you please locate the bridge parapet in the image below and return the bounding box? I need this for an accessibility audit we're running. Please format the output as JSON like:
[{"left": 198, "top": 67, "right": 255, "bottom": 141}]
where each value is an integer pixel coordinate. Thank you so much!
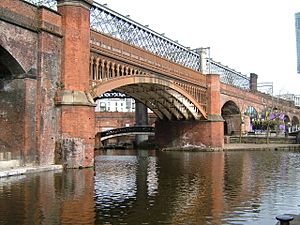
[
  {"left": 90, "top": 31, "right": 207, "bottom": 86},
  {"left": 89, "top": 32, "right": 209, "bottom": 120},
  {"left": 89, "top": 53, "right": 208, "bottom": 120},
  {"left": 209, "top": 59, "right": 250, "bottom": 90},
  {"left": 25, "top": 0, "right": 252, "bottom": 92},
  {"left": 89, "top": 2, "right": 251, "bottom": 91}
]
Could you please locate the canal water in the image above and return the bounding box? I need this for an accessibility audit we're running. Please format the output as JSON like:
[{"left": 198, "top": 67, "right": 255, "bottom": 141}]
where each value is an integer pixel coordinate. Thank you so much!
[{"left": 1, "top": 150, "right": 300, "bottom": 225}]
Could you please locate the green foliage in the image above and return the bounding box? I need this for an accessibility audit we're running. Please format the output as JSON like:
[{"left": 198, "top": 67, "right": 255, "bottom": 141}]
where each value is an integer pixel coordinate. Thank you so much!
[{"left": 56, "top": 82, "right": 65, "bottom": 90}]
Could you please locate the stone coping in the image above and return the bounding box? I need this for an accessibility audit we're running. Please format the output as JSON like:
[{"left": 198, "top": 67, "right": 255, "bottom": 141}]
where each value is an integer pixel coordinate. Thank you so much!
[
  {"left": 224, "top": 143, "right": 300, "bottom": 151},
  {"left": 0, "top": 165, "right": 63, "bottom": 178},
  {"left": 162, "top": 144, "right": 300, "bottom": 152}
]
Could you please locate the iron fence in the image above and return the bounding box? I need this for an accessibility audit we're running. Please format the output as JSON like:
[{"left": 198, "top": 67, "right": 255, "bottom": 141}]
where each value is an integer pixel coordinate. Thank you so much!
[{"left": 23, "top": 0, "right": 250, "bottom": 90}]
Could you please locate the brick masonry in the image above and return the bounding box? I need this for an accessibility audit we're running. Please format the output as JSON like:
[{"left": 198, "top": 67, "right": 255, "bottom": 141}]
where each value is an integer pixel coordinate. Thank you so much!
[
  {"left": 57, "top": 0, "right": 96, "bottom": 168},
  {"left": 95, "top": 112, "right": 156, "bottom": 133},
  {"left": 155, "top": 120, "right": 224, "bottom": 149},
  {"left": 1, "top": 0, "right": 300, "bottom": 170},
  {"left": 0, "top": 0, "right": 62, "bottom": 166},
  {"left": 155, "top": 74, "right": 224, "bottom": 149}
]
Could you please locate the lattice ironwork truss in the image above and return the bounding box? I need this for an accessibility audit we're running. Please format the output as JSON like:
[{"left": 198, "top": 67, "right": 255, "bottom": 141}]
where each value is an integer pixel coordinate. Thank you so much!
[
  {"left": 24, "top": 0, "right": 57, "bottom": 9},
  {"left": 208, "top": 59, "right": 250, "bottom": 90},
  {"left": 24, "top": 0, "right": 251, "bottom": 90},
  {"left": 90, "top": 2, "right": 201, "bottom": 72}
]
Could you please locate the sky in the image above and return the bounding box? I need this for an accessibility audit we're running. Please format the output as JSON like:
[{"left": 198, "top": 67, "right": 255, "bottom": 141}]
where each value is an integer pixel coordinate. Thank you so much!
[{"left": 94, "top": 0, "right": 300, "bottom": 95}]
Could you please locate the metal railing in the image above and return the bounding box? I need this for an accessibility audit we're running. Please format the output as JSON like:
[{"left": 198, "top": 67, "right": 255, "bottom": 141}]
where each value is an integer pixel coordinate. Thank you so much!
[
  {"left": 23, "top": 0, "right": 250, "bottom": 90},
  {"left": 90, "top": 2, "right": 201, "bottom": 71},
  {"left": 208, "top": 59, "right": 250, "bottom": 90},
  {"left": 100, "top": 126, "right": 154, "bottom": 138},
  {"left": 24, "top": 0, "right": 57, "bottom": 9}
]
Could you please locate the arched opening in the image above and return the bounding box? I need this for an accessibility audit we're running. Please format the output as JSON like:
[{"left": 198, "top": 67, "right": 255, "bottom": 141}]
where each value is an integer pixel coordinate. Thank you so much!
[
  {"left": 92, "top": 77, "right": 207, "bottom": 148},
  {"left": 0, "top": 46, "right": 25, "bottom": 79},
  {"left": 91, "top": 75, "right": 207, "bottom": 121},
  {"left": 244, "top": 106, "right": 258, "bottom": 133},
  {"left": 284, "top": 115, "right": 291, "bottom": 134},
  {"left": 0, "top": 45, "right": 26, "bottom": 162},
  {"left": 221, "top": 101, "right": 241, "bottom": 135},
  {"left": 292, "top": 116, "right": 299, "bottom": 132}
]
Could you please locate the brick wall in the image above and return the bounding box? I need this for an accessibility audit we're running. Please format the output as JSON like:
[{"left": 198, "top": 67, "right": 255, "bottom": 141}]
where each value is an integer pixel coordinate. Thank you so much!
[
  {"left": 155, "top": 120, "right": 224, "bottom": 149},
  {"left": 0, "top": 1, "right": 62, "bottom": 165},
  {"left": 95, "top": 112, "right": 157, "bottom": 133}
]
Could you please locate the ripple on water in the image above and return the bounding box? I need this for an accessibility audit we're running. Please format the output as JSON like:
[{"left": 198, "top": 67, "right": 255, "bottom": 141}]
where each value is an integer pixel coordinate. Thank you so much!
[{"left": 1, "top": 151, "right": 300, "bottom": 224}]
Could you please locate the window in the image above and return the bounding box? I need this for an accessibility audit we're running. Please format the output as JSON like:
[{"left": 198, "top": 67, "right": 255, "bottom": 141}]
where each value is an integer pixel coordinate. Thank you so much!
[{"left": 100, "top": 102, "right": 106, "bottom": 112}]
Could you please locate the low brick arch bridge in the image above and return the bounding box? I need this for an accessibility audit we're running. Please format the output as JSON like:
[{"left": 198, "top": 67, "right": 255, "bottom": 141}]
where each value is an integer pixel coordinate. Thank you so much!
[{"left": 0, "top": 0, "right": 299, "bottom": 168}]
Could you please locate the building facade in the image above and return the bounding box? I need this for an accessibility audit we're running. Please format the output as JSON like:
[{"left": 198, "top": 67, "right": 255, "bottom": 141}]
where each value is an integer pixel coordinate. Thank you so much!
[
  {"left": 95, "top": 98, "right": 135, "bottom": 112},
  {"left": 278, "top": 94, "right": 300, "bottom": 107}
]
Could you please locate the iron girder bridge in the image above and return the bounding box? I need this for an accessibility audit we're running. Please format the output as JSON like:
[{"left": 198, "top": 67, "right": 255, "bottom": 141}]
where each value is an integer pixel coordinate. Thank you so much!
[
  {"left": 25, "top": 0, "right": 250, "bottom": 90},
  {"left": 100, "top": 126, "right": 155, "bottom": 141}
]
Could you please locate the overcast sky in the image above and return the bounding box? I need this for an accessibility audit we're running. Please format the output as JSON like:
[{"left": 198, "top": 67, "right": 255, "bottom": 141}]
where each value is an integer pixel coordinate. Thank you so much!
[{"left": 94, "top": 0, "right": 300, "bottom": 95}]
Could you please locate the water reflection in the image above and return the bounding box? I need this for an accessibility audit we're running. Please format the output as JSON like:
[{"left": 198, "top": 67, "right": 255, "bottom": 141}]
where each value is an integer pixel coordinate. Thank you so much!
[
  {"left": 0, "top": 169, "right": 95, "bottom": 225},
  {"left": 1, "top": 150, "right": 300, "bottom": 224},
  {"left": 94, "top": 150, "right": 300, "bottom": 225}
]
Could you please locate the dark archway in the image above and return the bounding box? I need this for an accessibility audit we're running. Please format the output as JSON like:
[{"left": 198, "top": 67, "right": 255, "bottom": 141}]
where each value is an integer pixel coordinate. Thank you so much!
[
  {"left": 284, "top": 115, "right": 291, "bottom": 133},
  {"left": 284, "top": 115, "right": 290, "bottom": 124},
  {"left": 0, "top": 46, "right": 25, "bottom": 79},
  {"left": 221, "top": 101, "right": 240, "bottom": 135},
  {"left": 0, "top": 45, "right": 27, "bottom": 162},
  {"left": 292, "top": 116, "right": 299, "bottom": 132}
]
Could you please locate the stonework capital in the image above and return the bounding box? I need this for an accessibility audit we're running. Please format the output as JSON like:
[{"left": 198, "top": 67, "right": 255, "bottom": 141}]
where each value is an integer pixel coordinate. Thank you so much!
[
  {"left": 55, "top": 90, "right": 96, "bottom": 107},
  {"left": 207, "top": 114, "right": 224, "bottom": 122},
  {"left": 57, "top": 0, "right": 93, "bottom": 10}
]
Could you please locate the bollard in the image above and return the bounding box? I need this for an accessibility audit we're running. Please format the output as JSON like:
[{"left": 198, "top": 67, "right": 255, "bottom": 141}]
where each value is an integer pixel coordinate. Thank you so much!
[
  {"left": 0, "top": 152, "right": 4, "bottom": 161},
  {"left": 276, "top": 215, "right": 294, "bottom": 225}
]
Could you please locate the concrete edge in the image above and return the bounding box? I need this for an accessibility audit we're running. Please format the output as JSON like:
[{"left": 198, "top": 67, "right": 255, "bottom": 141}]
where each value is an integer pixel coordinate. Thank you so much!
[
  {"left": 0, "top": 165, "right": 63, "bottom": 178},
  {"left": 161, "top": 144, "right": 300, "bottom": 152},
  {"left": 223, "top": 144, "right": 300, "bottom": 152}
]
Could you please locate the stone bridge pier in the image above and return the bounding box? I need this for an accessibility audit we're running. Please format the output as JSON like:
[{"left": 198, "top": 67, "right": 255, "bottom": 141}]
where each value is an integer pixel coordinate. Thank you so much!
[
  {"left": 55, "top": 0, "right": 95, "bottom": 168},
  {"left": 155, "top": 74, "right": 224, "bottom": 149}
]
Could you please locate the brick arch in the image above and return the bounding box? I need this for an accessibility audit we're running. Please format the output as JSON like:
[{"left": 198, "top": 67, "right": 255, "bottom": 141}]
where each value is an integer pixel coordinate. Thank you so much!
[
  {"left": 292, "top": 116, "right": 299, "bottom": 125},
  {"left": 244, "top": 105, "right": 258, "bottom": 117},
  {"left": 221, "top": 100, "right": 241, "bottom": 115},
  {"left": 292, "top": 116, "right": 299, "bottom": 131},
  {"left": 0, "top": 45, "right": 26, "bottom": 78},
  {"left": 284, "top": 114, "right": 291, "bottom": 123},
  {"left": 0, "top": 44, "right": 31, "bottom": 163},
  {"left": 90, "top": 74, "right": 207, "bottom": 120},
  {"left": 221, "top": 100, "right": 241, "bottom": 135}
]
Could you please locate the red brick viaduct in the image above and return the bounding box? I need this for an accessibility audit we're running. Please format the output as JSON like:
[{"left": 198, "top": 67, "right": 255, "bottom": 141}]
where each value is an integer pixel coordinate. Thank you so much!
[{"left": 0, "top": 0, "right": 299, "bottom": 168}]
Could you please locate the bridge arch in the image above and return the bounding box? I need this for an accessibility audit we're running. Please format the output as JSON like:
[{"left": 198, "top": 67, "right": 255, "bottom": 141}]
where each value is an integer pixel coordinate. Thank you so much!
[
  {"left": 90, "top": 74, "right": 207, "bottom": 121},
  {"left": 221, "top": 100, "right": 241, "bottom": 135},
  {"left": 283, "top": 114, "right": 290, "bottom": 129},
  {"left": 284, "top": 115, "right": 290, "bottom": 123},
  {"left": 243, "top": 105, "right": 258, "bottom": 132},
  {"left": 0, "top": 45, "right": 29, "bottom": 163},
  {"left": 0, "top": 46, "right": 26, "bottom": 78},
  {"left": 244, "top": 106, "right": 258, "bottom": 118},
  {"left": 292, "top": 116, "right": 300, "bottom": 131}
]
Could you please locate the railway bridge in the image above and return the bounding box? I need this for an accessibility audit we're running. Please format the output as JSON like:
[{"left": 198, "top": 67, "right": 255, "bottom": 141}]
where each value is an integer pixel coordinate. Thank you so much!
[{"left": 1, "top": 0, "right": 299, "bottom": 168}]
